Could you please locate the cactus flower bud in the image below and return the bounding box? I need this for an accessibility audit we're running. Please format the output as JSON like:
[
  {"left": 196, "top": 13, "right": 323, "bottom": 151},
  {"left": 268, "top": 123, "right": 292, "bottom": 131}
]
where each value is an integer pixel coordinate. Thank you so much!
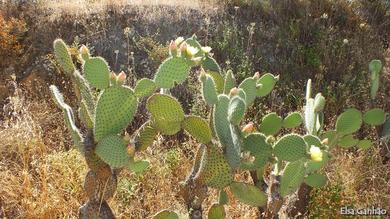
[
  {"left": 253, "top": 72, "right": 260, "bottom": 80},
  {"left": 127, "top": 143, "right": 135, "bottom": 156},
  {"left": 110, "top": 72, "right": 117, "bottom": 80},
  {"left": 169, "top": 40, "right": 178, "bottom": 56},
  {"left": 229, "top": 87, "right": 239, "bottom": 97},
  {"left": 321, "top": 138, "right": 329, "bottom": 145},
  {"left": 175, "top": 37, "right": 184, "bottom": 46},
  {"left": 79, "top": 45, "right": 90, "bottom": 60},
  {"left": 310, "top": 145, "right": 323, "bottom": 162},
  {"left": 117, "top": 71, "right": 126, "bottom": 82},
  {"left": 266, "top": 135, "right": 275, "bottom": 144},
  {"left": 201, "top": 46, "right": 212, "bottom": 53},
  {"left": 179, "top": 42, "right": 188, "bottom": 55},
  {"left": 186, "top": 45, "right": 199, "bottom": 57},
  {"left": 191, "top": 57, "right": 202, "bottom": 65},
  {"left": 242, "top": 122, "right": 255, "bottom": 133}
]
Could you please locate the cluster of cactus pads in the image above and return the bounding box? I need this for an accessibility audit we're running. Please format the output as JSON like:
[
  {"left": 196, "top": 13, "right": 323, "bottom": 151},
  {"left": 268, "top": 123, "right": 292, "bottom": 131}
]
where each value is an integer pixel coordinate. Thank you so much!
[{"left": 51, "top": 36, "right": 387, "bottom": 219}]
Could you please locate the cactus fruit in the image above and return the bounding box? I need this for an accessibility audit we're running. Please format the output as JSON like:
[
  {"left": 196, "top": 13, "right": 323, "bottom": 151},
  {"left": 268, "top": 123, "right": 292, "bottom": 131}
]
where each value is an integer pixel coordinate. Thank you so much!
[
  {"left": 182, "top": 115, "right": 212, "bottom": 144},
  {"left": 154, "top": 57, "right": 191, "bottom": 89},
  {"left": 273, "top": 134, "right": 307, "bottom": 162},
  {"left": 363, "top": 108, "right": 386, "bottom": 126},
  {"left": 283, "top": 112, "right": 303, "bottom": 129},
  {"left": 94, "top": 86, "right": 137, "bottom": 142},
  {"left": 146, "top": 94, "right": 185, "bottom": 135},
  {"left": 335, "top": 108, "right": 362, "bottom": 135},
  {"left": 280, "top": 160, "right": 305, "bottom": 197},
  {"left": 229, "top": 182, "right": 267, "bottom": 207},
  {"left": 134, "top": 78, "right": 156, "bottom": 98},
  {"left": 259, "top": 112, "right": 283, "bottom": 136},
  {"left": 241, "top": 133, "right": 272, "bottom": 170},
  {"left": 304, "top": 173, "right": 327, "bottom": 188},
  {"left": 196, "top": 144, "right": 233, "bottom": 189},
  {"left": 95, "top": 135, "right": 132, "bottom": 168},
  {"left": 83, "top": 57, "right": 110, "bottom": 90},
  {"left": 53, "top": 39, "right": 75, "bottom": 75}
]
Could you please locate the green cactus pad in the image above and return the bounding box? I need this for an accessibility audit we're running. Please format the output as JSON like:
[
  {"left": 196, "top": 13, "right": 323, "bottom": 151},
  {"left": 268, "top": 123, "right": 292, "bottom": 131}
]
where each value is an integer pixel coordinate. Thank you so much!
[
  {"left": 79, "top": 100, "right": 94, "bottom": 129},
  {"left": 154, "top": 57, "right": 191, "bottom": 89},
  {"left": 321, "top": 130, "right": 338, "bottom": 147},
  {"left": 313, "top": 93, "right": 326, "bottom": 112},
  {"left": 371, "top": 78, "right": 379, "bottom": 100},
  {"left": 357, "top": 139, "right": 373, "bottom": 150},
  {"left": 256, "top": 73, "right": 278, "bottom": 97},
  {"left": 259, "top": 112, "right": 282, "bottom": 136},
  {"left": 223, "top": 70, "right": 236, "bottom": 94},
  {"left": 153, "top": 210, "right": 179, "bottom": 219},
  {"left": 207, "top": 71, "right": 224, "bottom": 94},
  {"left": 273, "top": 134, "right": 307, "bottom": 162},
  {"left": 208, "top": 204, "right": 225, "bottom": 219},
  {"left": 335, "top": 108, "right": 362, "bottom": 135},
  {"left": 219, "top": 190, "right": 229, "bottom": 205},
  {"left": 202, "top": 75, "right": 218, "bottom": 105},
  {"left": 280, "top": 159, "right": 305, "bottom": 197},
  {"left": 363, "top": 108, "right": 385, "bottom": 126},
  {"left": 182, "top": 115, "right": 212, "bottom": 144},
  {"left": 303, "top": 134, "right": 322, "bottom": 148},
  {"left": 50, "top": 85, "right": 83, "bottom": 151},
  {"left": 237, "top": 88, "right": 247, "bottom": 101},
  {"left": 338, "top": 134, "right": 358, "bottom": 148},
  {"left": 203, "top": 56, "right": 221, "bottom": 73},
  {"left": 241, "top": 133, "right": 272, "bottom": 170},
  {"left": 283, "top": 112, "right": 303, "bottom": 129},
  {"left": 213, "top": 94, "right": 241, "bottom": 168},
  {"left": 53, "top": 39, "right": 75, "bottom": 75},
  {"left": 304, "top": 98, "right": 316, "bottom": 134},
  {"left": 369, "top": 59, "right": 382, "bottom": 74},
  {"left": 197, "top": 144, "right": 233, "bottom": 189},
  {"left": 83, "top": 57, "right": 110, "bottom": 90},
  {"left": 134, "top": 121, "right": 157, "bottom": 151},
  {"left": 229, "top": 182, "right": 267, "bottom": 207},
  {"left": 228, "top": 96, "right": 246, "bottom": 125},
  {"left": 74, "top": 71, "right": 95, "bottom": 116},
  {"left": 381, "top": 118, "right": 390, "bottom": 140},
  {"left": 304, "top": 173, "right": 327, "bottom": 188},
  {"left": 146, "top": 94, "right": 185, "bottom": 135},
  {"left": 94, "top": 86, "right": 137, "bottom": 142},
  {"left": 134, "top": 78, "right": 156, "bottom": 98},
  {"left": 238, "top": 78, "right": 257, "bottom": 105},
  {"left": 95, "top": 135, "right": 131, "bottom": 168},
  {"left": 306, "top": 151, "right": 329, "bottom": 173}
]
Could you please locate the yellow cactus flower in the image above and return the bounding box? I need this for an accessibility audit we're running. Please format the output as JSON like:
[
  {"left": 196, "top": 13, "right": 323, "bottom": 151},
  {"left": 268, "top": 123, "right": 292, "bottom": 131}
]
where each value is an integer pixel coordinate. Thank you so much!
[{"left": 310, "top": 145, "right": 323, "bottom": 161}]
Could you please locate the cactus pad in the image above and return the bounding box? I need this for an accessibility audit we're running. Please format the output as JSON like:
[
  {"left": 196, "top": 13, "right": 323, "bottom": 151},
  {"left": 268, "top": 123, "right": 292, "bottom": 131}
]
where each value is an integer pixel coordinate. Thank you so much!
[
  {"left": 256, "top": 73, "right": 278, "bottom": 97},
  {"left": 338, "top": 134, "right": 358, "bottom": 148},
  {"left": 223, "top": 70, "right": 236, "bottom": 94},
  {"left": 53, "top": 39, "right": 75, "bottom": 75},
  {"left": 153, "top": 210, "right": 179, "bottom": 219},
  {"left": 74, "top": 71, "right": 95, "bottom": 116},
  {"left": 238, "top": 78, "right": 257, "bottom": 105},
  {"left": 134, "top": 121, "right": 157, "bottom": 151},
  {"left": 335, "top": 108, "right": 362, "bottom": 135},
  {"left": 146, "top": 94, "right": 184, "bottom": 135},
  {"left": 280, "top": 160, "right": 305, "bottom": 197},
  {"left": 134, "top": 78, "right": 156, "bottom": 98},
  {"left": 228, "top": 96, "right": 246, "bottom": 125},
  {"left": 207, "top": 71, "right": 224, "bottom": 93},
  {"left": 79, "top": 100, "right": 94, "bottom": 129},
  {"left": 83, "top": 57, "right": 110, "bottom": 90},
  {"left": 363, "top": 108, "right": 385, "bottom": 126},
  {"left": 94, "top": 86, "right": 137, "bottom": 142},
  {"left": 357, "top": 139, "right": 373, "bottom": 150},
  {"left": 208, "top": 203, "right": 225, "bottom": 219},
  {"left": 182, "top": 115, "right": 212, "bottom": 144},
  {"left": 283, "top": 112, "right": 303, "bottom": 129},
  {"left": 241, "top": 133, "right": 272, "bottom": 170},
  {"left": 197, "top": 144, "right": 233, "bottom": 189},
  {"left": 304, "top": 173, "right": 327, "bottom": 188},
  {"left": 127, "top": 160, "right": 150, "bottom": 173},
  {"left": 201, "top": 75, "right": 218, "bottom": 105},
  {"left": 229, "top": 182, "right": 267, "bottom": 207},
  {"left": 304, "top": 98, "right": 316, "bottom": 134},
  {"left": 259, "top": 112, "right": 282, "bottom": 136},
  {"left": 313, "top": 93, "right": 326, "bottom": 112},
  {"left": 303, "top": 134, "right": 322, "bottom": 148},
  {"left": 203, "top": 56, "right": 221, "bottom": 73},
  {"left": 154, "top": 57, "right": 191, "bottom": 89},
  {"left": 95, "top": 135, "right": 131, "bottom": 168},
  {"left": 273, "top": 134, "right": 307, "bottom": 162}
]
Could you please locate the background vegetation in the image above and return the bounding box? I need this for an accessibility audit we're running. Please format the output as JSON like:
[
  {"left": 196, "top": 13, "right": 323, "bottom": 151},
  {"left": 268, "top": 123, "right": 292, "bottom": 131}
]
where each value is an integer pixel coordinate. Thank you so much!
[{"left": 0, "top": 0, "right": 389, "bottom": 218}]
